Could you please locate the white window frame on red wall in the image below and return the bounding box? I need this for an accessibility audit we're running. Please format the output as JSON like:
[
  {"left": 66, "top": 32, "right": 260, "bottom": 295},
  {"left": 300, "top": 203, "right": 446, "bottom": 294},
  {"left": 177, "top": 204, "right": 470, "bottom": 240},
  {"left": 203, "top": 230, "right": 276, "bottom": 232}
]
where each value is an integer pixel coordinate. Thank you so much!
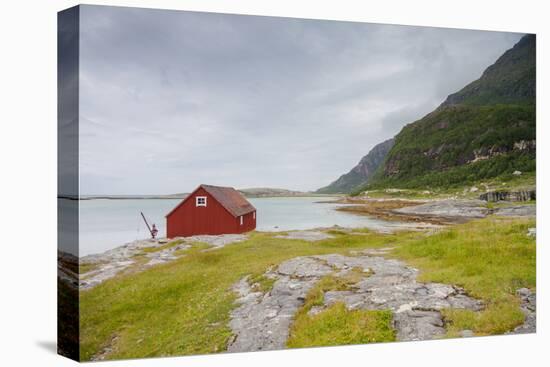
[
  {"left": 196, "top": 196, "right": 207, "bottom": 207},
  {"left": 240, "top": 215, "right": 243, "bottom": 225}
]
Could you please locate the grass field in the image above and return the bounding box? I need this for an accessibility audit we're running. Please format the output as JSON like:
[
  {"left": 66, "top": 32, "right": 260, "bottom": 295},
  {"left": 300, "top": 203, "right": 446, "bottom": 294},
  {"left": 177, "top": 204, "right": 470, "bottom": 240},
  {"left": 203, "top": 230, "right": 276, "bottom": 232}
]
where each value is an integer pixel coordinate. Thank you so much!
[
  {"left": 287, "top": 271, "right": 396, "bottom": 347},
  {"left": 79, "top": 216, "right": 535, "bottom": 360},
  {"left": 391, "top": 217, "right": 536, "bottom": 336}
]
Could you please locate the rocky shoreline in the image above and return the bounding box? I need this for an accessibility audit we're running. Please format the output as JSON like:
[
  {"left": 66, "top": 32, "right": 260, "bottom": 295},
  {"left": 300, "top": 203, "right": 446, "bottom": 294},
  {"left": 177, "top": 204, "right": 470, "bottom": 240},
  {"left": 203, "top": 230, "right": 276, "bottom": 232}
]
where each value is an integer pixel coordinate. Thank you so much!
[
  {"left": 77, "top": 234, "right": 249, "bottom": 290},
  {"left": 335, "top": 198, "right": 535, "bottom": 225},
  {"left": 61, "top": 198, "right": 536, "bottom": 292},
  {"left": 58, "top": 197, "right": 536, "bottom": 356}
]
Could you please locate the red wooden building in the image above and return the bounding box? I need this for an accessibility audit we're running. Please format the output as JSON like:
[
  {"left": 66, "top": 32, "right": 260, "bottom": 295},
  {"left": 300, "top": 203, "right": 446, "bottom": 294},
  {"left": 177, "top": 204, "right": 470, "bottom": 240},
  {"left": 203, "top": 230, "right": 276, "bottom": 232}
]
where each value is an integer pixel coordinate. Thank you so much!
[{"left": 166, "top": 184, "right": 256, "bottom": 238}]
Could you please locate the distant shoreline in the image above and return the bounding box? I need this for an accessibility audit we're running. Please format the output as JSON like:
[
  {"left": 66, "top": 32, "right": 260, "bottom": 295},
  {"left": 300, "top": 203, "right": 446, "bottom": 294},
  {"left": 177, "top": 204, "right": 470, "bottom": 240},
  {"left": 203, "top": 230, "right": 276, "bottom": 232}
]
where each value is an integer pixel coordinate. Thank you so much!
[{"left": 59, "top": 193, "right": 342, "bottom": 201}]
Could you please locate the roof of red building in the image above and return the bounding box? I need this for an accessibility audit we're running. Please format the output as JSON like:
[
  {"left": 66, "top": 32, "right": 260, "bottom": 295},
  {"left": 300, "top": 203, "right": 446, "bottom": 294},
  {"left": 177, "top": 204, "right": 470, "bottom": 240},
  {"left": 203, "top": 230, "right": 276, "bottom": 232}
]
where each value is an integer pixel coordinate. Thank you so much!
[{"left": 166, "top": 184, "right": 256, "bottom": 218}]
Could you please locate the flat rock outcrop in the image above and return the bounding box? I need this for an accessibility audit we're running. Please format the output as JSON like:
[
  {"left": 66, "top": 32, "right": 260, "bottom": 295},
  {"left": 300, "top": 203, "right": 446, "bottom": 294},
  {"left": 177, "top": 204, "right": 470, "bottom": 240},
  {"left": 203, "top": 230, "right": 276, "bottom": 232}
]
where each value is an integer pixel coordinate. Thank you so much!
[
  {"left": 393, "top": 199, "right": 535, "bottom": 221},
  {"left": 185, "top": 234, "right": 248, "bottom": 250},
  {"left": 494, "top": 205, "right": 536, "bottom": 217},
  {"left": 228, "top": 253, "right": 483, "bottom": 352},
  {"left": 393, "top": 200, "right": 489, "bottom": 219},
  {"left": 79, "top": 234, "right": 248, "bottom": 290},
  {"left": 509, "top": 288, "right": 536, "bottom": 334}
]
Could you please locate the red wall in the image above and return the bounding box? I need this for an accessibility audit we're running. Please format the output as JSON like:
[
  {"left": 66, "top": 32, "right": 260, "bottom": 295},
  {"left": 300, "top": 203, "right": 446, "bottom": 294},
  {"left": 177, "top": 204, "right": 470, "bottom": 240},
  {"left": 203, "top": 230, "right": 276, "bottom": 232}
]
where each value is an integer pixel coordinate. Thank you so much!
[{"left": 166, "top": 187, "right": 256, "bottom": 237}]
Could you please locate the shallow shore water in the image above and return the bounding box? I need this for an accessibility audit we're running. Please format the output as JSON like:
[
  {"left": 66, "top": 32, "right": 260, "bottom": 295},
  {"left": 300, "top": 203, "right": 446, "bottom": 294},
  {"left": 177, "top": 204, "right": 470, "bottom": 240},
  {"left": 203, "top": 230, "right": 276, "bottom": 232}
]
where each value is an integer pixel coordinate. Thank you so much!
[{"left": 65, "top": 196, "right": 425, "bottom": 256}]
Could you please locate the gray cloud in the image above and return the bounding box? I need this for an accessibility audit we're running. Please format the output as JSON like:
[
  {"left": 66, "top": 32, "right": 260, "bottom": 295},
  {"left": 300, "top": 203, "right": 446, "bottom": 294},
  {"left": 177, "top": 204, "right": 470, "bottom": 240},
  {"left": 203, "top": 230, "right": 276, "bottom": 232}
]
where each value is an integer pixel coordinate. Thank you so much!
[{"left": 77, "top": 5, "right": 522, "bottom": 194}]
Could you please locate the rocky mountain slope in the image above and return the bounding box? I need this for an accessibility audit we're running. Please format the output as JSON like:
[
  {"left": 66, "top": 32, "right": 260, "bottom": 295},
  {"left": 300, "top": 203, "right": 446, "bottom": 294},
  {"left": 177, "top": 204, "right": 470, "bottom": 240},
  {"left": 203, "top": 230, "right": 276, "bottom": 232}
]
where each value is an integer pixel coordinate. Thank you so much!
[
  {"left": 348, "top": 34, "right": 535, "bottom": 193},
  {"left": 317, "top": 138, "right": 394, "bottom": 194},
  {"left": 442, "top": 34, "right": 536, "bottom": 107}
]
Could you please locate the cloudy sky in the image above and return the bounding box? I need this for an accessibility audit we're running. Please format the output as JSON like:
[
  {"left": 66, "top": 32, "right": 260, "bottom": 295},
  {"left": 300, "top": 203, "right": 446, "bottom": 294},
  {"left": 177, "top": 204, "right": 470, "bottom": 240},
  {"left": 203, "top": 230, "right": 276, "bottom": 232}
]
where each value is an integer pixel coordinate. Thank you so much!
[{"left": 77, "top": 5, "right": 522, "bottom": 195}]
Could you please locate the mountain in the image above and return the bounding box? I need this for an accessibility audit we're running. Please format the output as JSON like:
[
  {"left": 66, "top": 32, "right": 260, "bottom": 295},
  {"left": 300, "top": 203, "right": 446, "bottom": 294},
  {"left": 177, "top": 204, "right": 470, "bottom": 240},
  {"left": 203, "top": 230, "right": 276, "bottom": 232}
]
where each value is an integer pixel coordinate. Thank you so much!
[
  {"left": 442, "top": 34, "right": 536, "bottom": 107},
  {"left": 352, "top": 34, "right": 536, "bottom": 192},
  {"left": 317, "top": 138, "right": 394, "bottom": 194}
]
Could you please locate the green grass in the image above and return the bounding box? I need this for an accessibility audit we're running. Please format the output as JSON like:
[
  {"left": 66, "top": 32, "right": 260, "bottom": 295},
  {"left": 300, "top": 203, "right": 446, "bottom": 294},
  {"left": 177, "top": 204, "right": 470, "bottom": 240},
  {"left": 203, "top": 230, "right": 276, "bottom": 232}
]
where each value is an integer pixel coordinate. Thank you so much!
[
  {"left": 140, "top": 239, "right": 185, "bottom": 254},
  {"left": 287, "top": 303, "right": 395, "bottom": 347},
  {"left": 326, "top": 229, "right": 350, "bottom": 236},
  {"left": 247, "top": 273, "right": 276, "bottom": 293},
  {"left": 79, "top": 216, "right": 535, "bottom": 360},
  {"left": 79, "top": 230, "right": 402, "bottom": 360},
  {"left": 391, "top": 217, "right": 535, "bottom": 336},
  {"left": 286, "top": 269, "right": 394, "bottom": 348},
  {"left": 296, "top": 270, "right": 370, "bottom": 310}
]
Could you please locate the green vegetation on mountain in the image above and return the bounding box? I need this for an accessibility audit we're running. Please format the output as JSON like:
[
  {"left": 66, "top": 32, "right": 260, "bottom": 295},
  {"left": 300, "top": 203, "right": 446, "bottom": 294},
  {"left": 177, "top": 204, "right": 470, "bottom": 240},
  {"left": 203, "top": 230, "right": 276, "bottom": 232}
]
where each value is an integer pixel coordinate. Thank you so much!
[
  {"left": 360, "top": 103, "right": 535, "bottom": 192},
  {"left": 442, "top": 34, "right": 535, "bottom": 107},
  {"left": 344, "top": 34, "right": 536, "bottom": 194}
]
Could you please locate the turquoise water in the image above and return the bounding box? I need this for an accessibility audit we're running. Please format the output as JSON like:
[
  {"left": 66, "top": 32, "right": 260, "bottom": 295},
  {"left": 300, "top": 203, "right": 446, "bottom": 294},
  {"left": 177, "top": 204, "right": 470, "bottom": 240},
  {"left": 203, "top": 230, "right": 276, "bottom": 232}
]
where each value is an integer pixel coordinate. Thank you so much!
[{"left": 70, "top": 197, "right": 401, "bottom": 256}]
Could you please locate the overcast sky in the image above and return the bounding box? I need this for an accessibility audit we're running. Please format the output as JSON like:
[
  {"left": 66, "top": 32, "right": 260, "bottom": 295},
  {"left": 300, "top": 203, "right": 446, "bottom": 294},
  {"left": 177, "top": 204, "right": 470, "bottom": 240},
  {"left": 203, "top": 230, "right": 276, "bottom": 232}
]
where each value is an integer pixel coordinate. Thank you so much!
[{"left": 77, "top": 5, "right": 522, "bottom": 195}]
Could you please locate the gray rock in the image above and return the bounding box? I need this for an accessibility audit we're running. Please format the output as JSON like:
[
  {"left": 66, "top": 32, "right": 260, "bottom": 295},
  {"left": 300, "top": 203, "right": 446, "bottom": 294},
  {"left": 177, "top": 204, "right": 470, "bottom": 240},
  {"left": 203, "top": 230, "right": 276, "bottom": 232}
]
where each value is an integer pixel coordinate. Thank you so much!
[
  {"left": 79, "top": 234, "right": 247, "bottom": 290},
  {"left": 394, "top": 310, "right": 445, "bottom": 341},
  {"left": 479, "top": 190, "right": 535, "bottom": 202},
  {"left": 460, "top": 330, "right": 475, "bottom": 338},
  {"left": 277, "top": 256, "right": 333, "bottom": 278},
  {"left": 494, "top": 205, "right": 536, "bottom": 217},
  {"left": 186, "top": 234, "right": 248, "bottom": 249},
  {"left": 79, "top": 260, "right": 135, "bottom": 290},
  {"left": 517, "top": 288, "right": 531, "bottom": 297},
  {"left": 394, "top": 200, "right": 489, "bottom": 219},
  {"left": 228, "top": 273, "right": 319, "bottom": 352},
  {"left": 228, "top": 253, "right": 482, "bottom": 352},
  {"left": 79, "top": 238, "right": 193, "bottom": 290},
  {"left": 145, "top": 243, "right": 190, "bottom": 266},
  {"left": 509, "top": 288, "right": 536, "bottom": 334}
]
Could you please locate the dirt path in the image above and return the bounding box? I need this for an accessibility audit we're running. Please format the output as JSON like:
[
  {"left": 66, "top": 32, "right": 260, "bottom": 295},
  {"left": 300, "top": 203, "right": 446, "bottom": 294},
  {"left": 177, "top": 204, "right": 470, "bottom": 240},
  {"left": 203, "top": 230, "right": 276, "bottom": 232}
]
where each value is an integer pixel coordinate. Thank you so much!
[{"left": 227, "top": 251, "right": 483, "bottom": 352}]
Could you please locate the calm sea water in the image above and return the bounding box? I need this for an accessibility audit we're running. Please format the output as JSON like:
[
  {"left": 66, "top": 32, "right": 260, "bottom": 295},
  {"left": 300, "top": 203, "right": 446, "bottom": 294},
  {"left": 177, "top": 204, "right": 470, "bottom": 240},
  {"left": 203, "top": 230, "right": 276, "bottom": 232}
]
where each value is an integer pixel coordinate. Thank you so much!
[{"left": 62, "top": 197, "right": 404, "bottom": 256}]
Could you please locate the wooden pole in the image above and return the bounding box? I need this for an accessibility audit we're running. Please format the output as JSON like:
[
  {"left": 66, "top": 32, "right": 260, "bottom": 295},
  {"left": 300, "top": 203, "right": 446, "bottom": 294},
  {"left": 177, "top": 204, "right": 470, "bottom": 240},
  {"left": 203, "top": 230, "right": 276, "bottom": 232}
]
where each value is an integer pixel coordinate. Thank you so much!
[{"left": 141, "top": 212, "right": 153, "bottom": 238}]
